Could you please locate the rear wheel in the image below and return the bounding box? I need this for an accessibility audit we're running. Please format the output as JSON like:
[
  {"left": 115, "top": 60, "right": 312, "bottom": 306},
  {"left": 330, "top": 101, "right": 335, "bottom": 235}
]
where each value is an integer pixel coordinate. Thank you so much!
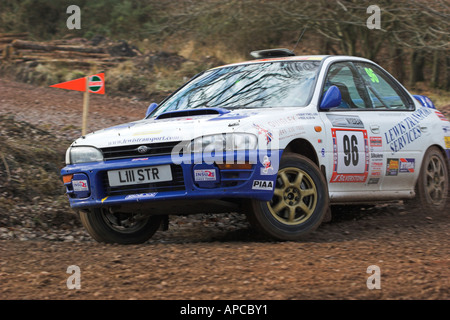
[
  {"left": 79, "top": 208, "right": 163, "bottom": 244},
  {"left": 247, "top": 153, "right": 329, "bottom": 240},
  {"left": 407, "top": 147, "right": 449, "bottom": 213}
]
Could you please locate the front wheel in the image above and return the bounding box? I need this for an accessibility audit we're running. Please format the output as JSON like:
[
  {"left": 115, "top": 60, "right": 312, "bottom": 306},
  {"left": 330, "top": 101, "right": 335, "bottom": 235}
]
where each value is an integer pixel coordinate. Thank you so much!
[
  {"left": 79, "top": 208, "right": 163, "bottom": 244},
  {"left": 247, "top": 153, "right": 329, "bottom": 240}
]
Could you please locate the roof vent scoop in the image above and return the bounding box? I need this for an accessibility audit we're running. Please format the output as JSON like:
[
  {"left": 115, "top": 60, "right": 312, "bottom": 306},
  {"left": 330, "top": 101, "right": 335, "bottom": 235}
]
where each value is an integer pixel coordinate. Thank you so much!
[{"left": 250, "top": 48, "right": 296, "bottom": 59}]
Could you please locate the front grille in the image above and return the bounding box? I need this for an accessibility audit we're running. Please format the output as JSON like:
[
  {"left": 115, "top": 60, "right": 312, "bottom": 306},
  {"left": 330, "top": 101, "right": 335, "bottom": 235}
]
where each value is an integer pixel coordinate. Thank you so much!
[
  {"left": 101, "top": 141, "right": 184, "bottom": 161},
  {"left": 103, "top": 165, "right": 185, "bottom": 196}
]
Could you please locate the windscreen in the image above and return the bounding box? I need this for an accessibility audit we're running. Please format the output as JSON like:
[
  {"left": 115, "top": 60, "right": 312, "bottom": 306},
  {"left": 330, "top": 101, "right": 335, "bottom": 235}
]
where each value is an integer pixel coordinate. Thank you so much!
[{"left": 151, "top": 61, "right": 320, "bottom": 117}]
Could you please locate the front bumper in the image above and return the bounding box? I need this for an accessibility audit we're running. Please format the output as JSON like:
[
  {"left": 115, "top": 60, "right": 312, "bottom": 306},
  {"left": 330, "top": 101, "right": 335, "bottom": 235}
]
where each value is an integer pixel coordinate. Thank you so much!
[{"left": 61, "top": 150, "right": 282, "bottom": 210}]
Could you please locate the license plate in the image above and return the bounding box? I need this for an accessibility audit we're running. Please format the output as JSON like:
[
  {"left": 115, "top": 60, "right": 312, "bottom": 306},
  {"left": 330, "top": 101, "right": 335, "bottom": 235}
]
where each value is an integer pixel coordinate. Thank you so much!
[{"left": 107, "top": 165, "right": 172, "bottom": 187}]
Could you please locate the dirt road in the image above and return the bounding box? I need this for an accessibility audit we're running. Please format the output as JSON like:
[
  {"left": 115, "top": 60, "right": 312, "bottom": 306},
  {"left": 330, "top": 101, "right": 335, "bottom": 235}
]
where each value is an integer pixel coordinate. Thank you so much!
[{"left": 0, "top": 78, "right": 448, "bottom": 301}]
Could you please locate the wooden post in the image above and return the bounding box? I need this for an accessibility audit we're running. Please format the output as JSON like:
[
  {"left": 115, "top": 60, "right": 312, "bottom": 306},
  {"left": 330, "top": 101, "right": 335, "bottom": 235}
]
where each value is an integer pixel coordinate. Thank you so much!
[{"left": 82, "top": 76, "right": 89, "bottom": 136}]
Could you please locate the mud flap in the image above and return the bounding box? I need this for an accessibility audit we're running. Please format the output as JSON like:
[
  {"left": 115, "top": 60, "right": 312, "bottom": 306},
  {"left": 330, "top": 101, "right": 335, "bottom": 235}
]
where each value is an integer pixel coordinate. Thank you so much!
[
  {"left": 159, "top": 215, "right": 169, "bottom": 231},
  {"left": 322, "top": 206, "right": 332, "bottom": 223}
]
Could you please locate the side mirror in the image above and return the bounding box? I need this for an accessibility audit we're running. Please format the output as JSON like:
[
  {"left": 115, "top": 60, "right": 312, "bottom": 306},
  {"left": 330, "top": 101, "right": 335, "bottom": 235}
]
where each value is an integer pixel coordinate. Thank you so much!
[
  {"left": 145, "top": 103, "right": 158, "bottom": 117},
  {"left": 319, "top": 86, "right": 342, "bottom": 110}
]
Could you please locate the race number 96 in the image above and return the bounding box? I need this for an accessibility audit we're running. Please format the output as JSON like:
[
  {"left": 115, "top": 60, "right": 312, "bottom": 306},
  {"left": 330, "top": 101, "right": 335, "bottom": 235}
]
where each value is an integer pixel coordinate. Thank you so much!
[{"left": 331, "top": 128, "right": 369, "bottom": 183}]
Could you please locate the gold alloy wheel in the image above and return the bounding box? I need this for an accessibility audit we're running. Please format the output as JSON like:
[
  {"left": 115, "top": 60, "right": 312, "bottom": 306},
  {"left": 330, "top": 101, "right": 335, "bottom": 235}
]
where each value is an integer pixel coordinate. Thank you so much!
[
  {"left": 425, "top": 155, "right": 447, "bottom": 205},
  {"left": 267, "top": 167, "right": 318, "bottom": 225}
]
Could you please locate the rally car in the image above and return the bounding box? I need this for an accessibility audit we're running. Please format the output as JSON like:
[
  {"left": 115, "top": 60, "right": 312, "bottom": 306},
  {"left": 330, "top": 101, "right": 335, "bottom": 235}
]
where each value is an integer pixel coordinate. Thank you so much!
[{"left": 61, "top": 49, "right": 450, "bottom": 244}]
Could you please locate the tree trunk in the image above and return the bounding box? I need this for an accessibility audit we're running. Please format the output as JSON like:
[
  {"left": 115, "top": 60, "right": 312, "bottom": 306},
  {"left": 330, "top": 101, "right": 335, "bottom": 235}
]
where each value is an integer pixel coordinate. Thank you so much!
[
  {"left": 445, "top": 55, "right": 450, "bottom": 91},
  {"left": 409, "top": 50, "right": 425, "bottom": 87},
  {"left": 431, "top": 51, "right": 440, "bottom": 88},
  {"left": 415, "top": 52, "right": 425, "bottom": 82},
  {"left": 390, "top": 46, "right": 404, "bottom": 84},
  {"left": 11, "top": 40, "right": 105, "bottom": 54}
]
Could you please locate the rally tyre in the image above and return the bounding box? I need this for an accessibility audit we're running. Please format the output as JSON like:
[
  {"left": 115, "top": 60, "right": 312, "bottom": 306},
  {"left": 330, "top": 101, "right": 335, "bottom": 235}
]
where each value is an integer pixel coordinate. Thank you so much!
[
  {"left": 79, "top": 208, "right": 163, "bottom": 244},
  {"left": 407, "top": 147, "right": 449, "bottom": 213},
  {"left": 248, "top": 153, "right": 329, "bottom": 241}
]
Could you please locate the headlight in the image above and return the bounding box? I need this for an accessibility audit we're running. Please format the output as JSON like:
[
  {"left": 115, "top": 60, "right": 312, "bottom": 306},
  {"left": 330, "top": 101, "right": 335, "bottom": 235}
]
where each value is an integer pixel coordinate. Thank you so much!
[
  {"left": 67, "top": 147, "right": 103, "bottom": 164},
  {"left": 189, "top": 133, "right": 257, "bottom": 153}
]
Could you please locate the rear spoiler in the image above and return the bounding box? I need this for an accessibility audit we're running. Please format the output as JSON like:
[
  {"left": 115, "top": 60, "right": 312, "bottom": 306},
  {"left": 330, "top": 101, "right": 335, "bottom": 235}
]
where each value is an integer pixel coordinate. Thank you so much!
[{"left": 413, "top": 95, "right": 435, "bottom": 109}]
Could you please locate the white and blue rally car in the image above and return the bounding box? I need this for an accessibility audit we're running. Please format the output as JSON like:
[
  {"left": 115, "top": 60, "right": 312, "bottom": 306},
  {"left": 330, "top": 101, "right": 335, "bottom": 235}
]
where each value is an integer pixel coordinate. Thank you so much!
[{"left": 61, "top": 49, "right": 450, "bottom": 244}]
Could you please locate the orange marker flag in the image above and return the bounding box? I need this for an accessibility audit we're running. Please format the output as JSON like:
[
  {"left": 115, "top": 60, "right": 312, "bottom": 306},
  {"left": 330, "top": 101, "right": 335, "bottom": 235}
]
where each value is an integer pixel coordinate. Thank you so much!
[{"left": 50, "top": 73, "right": 105, "bottom": 95}]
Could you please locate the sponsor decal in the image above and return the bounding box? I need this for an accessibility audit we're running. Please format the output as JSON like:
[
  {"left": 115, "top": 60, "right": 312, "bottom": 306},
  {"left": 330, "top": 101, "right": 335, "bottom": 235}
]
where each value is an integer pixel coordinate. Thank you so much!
[
  {"left": 327, "top": 114, "right": 364, "bottom": 128},
  {"left": 370, "top": 159, "right": 383, "bottom": 171},
  {"left": 445, "top": 137, "right": 450, "bottom": 149},
  {"left": 208, "top": 112, "right": 258, "bottom": 121},
  {"left": 442, "top": 124, "right": 450, "bottom": 134},
  {"left": 295, "top": 56, "right": 324, "bottom": 60},
  {"left": 194, "top": 169, "right": 217, "bottom": 181},
  {"left": 107, "top": 135, "right": 182, "bottom": 146},
  {"left": 331, "top": 174, "right": 367, "bottom": 183},
  {"left": 267, "top": 116, "right": 297, "bottom": 127},
  {"left": 279, "top": 125, "right": 306, "bottom": 140},
  {"left": 371, "top": 161, "right": 383, "bottom": 168},
  {"left": 296, "top": 112, "right": 319, "bottom": 120},
  {"left": 386, "top": 158, "right": 399, "bottom": 176},
  {"left": 399, "top": 158, "right": 415, "bottom": 173},
  {"left": 384, "top": 108, "right": 433, "bottom": 153},
  {"left": 261, "top": 156, "right": 274, "bottom": 175},
  {"left": 368, "top": 178, "right": 380, "bottom": 185},
  {"left": 124, "top": 193, "right": 157, "bottom": 200},
  {"left": 253, "top": 123, "right": 273, "bottom": 145},
  {"left": 368, "top": 135, "right": 384, "bottom": 178},
  {"left": 321, "top": 148, "right": 326, "bottom": 158},
  {"left": 370, "top": 136, "right": 383, "bottom": 148},
  {"left": 330, "top": 128, "right": 369, "bottom": 183},
  {"left": 131, "top": 157, "right": 149, "bottom": 161},
  {"left": 370, "top": 152, "right": 383, "bottom": 159},
  {"left": 370, "top": 170, "right": 382, "bottom": 176},
  {"left": 252, "top": 180, "right": 274, "bottom": 190},
  {"left": 72, "top": 180, "right": 88, "bottom": 191},
  {"left": 435, "top": 111, "right": 449, "bottom": 122}
]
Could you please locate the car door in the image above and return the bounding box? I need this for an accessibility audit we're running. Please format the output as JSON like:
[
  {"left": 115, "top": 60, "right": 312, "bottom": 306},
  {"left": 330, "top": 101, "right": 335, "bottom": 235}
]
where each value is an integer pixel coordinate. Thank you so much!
[
  {"left": 319, "top": 61, "right": 383, "bottom": 193},
  {"left": 319, "top": 60, "right": 418, "bottom": 196},
  {"left": 353, "top": 61, "right": 423, "bottom": 192}
]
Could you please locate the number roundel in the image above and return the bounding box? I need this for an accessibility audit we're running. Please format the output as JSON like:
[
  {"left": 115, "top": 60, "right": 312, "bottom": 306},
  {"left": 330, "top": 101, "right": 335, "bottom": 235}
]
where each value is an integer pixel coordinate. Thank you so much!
[{"left": 331, "top": 128, "right": 369, "bottom": 183}]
